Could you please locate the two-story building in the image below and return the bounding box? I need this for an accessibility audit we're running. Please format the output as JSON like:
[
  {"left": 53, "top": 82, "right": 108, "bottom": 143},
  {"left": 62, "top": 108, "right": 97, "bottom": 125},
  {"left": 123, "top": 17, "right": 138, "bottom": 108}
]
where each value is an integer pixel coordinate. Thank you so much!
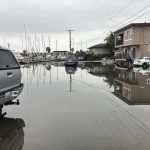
[{"left": 114, "top": 23, "right": 150, "bottom": 62}]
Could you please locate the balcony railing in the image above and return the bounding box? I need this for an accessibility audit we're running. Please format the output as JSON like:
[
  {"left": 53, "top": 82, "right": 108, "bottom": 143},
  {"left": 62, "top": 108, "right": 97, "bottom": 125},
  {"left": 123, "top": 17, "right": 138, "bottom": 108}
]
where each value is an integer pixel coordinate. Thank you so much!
[{"left": 114, "top": 52, "right": 131, "bottom": 60}]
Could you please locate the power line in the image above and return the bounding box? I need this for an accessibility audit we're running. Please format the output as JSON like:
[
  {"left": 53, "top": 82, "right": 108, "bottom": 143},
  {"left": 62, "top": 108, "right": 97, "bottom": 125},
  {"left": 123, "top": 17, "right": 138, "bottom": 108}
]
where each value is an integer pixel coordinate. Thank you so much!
[
  {"left": 110, "top": 0, "right": 135, "bottom": 20},
  {"left": 74, "top": 3, "right": 150, "bottom": 47},
  {"left": 127, "top": 11, "right": 150, "bottom": 24},
  {"left": 112, "top": 4, "right": 150, "bottom": 29}
]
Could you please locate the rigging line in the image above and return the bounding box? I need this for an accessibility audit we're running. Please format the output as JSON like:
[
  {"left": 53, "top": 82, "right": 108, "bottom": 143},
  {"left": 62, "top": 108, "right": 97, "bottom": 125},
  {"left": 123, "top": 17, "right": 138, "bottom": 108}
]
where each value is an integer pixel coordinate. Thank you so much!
[
  {"left": 110, "top": 0, "right": 135, "bottom": 19},
  {"left": 74, "top": 4, "right": 150, "bottom": 45},
  {"left": 112, "top": 4, "right": 150, "bottom": 29},
  {"left": 126, "top": 11, "right": 150, "bottom": 24},
  {"left": 110, "top": 11, "right": 150, "bottom": 33},
  {"left": 89, "top": 4, "right": 150, "bottom": 42}
]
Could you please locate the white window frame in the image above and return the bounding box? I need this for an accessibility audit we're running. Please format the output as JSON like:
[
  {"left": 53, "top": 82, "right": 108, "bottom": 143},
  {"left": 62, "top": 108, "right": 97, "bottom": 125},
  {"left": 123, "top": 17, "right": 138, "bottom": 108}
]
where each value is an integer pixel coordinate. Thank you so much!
[
  {"left": 123, "top": 87, "right": 131, "bottom": 100},
  {"left": 147, "top": 79, "right": 150, "bottom": 84},
  {"left": 130, "top": 47, "right": 137, "bottom": 59},
  {"left": 124, "top": 29, "right": 132, "bottom": 41}
]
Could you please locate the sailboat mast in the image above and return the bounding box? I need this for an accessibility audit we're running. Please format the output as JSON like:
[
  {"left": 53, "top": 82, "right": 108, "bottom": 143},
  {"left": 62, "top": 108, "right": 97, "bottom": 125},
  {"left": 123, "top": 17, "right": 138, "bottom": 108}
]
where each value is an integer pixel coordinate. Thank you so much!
[{"left": 24, "top": 24, "right": 27, "bottom": 51}]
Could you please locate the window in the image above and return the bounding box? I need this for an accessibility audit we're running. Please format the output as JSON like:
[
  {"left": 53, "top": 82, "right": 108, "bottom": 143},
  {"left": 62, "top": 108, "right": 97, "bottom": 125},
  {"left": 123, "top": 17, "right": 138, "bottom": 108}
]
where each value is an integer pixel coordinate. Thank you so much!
[
  {"left": 0, "top": 50, "right": 19, "bottom": 69},
  {"left": 130, "top": 47, "right": 136, "bottom": 59},
  {"left": 123, "top": 87, "right": 131, "bottom": 100},
  {"left": 147, "top": 79, "right": 150, "bottom": 84},
  {"left": 148, "top": 45, "right": 150, "bottom": 51},
  {"left": 124, "top": 29, "right": 132, "bottom": 41},
  {"left": 116, "top": 33, "right": 124, "bottom": 46}
]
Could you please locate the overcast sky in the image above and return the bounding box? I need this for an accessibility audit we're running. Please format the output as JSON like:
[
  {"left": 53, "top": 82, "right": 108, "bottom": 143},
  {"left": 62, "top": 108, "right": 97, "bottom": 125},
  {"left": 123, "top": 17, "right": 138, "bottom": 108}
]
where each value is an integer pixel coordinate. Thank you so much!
[{"left": 0, "top": 0, "right": 150, "bottom": 52}]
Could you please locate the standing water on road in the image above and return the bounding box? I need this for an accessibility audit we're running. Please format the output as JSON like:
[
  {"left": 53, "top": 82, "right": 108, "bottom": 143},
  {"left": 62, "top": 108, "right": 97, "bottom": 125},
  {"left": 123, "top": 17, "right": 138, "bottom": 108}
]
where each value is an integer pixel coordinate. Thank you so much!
[{"left": 2, "top": 62, "right": 150, "bottom": 150}]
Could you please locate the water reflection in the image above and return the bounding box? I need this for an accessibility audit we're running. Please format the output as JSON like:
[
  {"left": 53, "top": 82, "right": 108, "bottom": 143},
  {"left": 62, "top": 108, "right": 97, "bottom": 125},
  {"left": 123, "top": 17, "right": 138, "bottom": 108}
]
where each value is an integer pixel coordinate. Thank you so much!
[
  {"left": 21, "top": 62, "right": 150, "bottom": 105},
  {"left": 84, "top": 62, "right": 150, "bottom": 105},
  {"left": 0, "top": 117, "right": 25, "bottom": 150},
  {"left": 86, "top": 62, "right": 118, "bottom": 88},
  {"left": 5, "top": 62, "right": 150, "bottom": 150},
  {"left": 113, "top": 67, "right": 150, "bottom": 105},
  {"left": 65, "top": 66, "right": 77, "bottom": 92}
]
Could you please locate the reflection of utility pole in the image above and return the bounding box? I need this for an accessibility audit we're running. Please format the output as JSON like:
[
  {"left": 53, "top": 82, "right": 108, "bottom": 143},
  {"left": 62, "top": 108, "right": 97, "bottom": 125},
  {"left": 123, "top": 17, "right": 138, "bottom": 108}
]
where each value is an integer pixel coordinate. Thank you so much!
[
  {"left": 50, "top": 68, "right": 51, "bottom": 84},
  {"left": 56, "top": 64, "right": 58, "bottom": 81},
  {"left": 70, "top": 75, "right": 72, "bottom": 92},
  {"left": 27, "top": 65, "right": 29, "bottom": 96},
  {"left": 81, "top": 69, "right": 83, "bottom": 78},
  {"left": 37, "top": 65, "right": 39, "bottom": 87},
  {"left": 66, "top": 30, "right": 74, "bottom": 53}
]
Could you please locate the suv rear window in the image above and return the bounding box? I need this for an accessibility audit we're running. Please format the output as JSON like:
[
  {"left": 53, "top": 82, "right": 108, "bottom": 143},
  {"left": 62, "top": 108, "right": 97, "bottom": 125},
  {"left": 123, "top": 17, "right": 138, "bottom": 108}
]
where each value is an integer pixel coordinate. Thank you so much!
[{"left": 0, "top": 49, "right": 20, "bottom": 69}]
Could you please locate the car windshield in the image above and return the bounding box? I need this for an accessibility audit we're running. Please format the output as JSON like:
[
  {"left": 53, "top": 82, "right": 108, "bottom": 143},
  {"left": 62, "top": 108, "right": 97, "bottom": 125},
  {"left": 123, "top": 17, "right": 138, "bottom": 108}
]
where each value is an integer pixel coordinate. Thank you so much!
[{"left": 0, "top": 49, "right": 20, "bottom": 69}]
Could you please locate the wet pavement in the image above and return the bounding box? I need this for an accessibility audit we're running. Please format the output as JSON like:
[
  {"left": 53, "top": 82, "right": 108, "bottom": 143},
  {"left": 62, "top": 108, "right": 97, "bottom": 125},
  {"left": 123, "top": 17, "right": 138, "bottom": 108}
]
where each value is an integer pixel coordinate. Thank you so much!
[{"left": 2, "top": 62, "right": 150, "bottom": 150}]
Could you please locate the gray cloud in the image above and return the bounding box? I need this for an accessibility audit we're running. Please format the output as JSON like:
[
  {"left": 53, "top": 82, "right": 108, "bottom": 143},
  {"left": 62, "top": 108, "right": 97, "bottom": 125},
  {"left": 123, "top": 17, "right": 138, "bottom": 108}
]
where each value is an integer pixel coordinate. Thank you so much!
[
  {"left": 0, "top": 0, "right": 149, "bottom": 34},
  {"left": 0, "top": 0, "right": 150, "bottom": 51}
]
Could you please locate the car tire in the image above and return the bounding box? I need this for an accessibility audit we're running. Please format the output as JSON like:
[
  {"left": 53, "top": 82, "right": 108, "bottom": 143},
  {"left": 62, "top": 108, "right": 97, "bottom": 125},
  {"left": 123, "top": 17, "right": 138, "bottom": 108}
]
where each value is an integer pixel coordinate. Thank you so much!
[{"left": 142, "top": 62, "right": 148, "bottom": 69}]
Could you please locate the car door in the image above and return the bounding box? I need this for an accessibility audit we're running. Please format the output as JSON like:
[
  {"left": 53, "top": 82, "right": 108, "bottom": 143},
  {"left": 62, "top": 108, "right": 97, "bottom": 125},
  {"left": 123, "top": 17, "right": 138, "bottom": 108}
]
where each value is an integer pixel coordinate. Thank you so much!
[{"left": 0, "top": 49, "right": 21, "bottom": 93}]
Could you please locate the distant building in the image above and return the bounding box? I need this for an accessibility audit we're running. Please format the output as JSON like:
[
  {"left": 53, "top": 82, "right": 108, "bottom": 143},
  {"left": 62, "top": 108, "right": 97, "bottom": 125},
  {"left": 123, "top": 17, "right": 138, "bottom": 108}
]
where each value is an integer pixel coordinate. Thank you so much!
[
  {"left": 114, "top": 23, "right": 150, "bottom": 60},
  {"left": 52, "top": 51, "right": 69, "bottom": 56},
  {"left": 88, "top": 43, "right": 111, "bottom": 55}
]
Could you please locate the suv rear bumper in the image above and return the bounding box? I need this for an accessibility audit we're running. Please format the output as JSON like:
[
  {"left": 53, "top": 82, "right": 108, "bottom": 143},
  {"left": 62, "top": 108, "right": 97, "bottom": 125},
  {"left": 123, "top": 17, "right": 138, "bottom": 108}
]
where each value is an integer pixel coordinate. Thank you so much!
[{"left": 0, "top": 83, "right": 24, "bottom": 105}]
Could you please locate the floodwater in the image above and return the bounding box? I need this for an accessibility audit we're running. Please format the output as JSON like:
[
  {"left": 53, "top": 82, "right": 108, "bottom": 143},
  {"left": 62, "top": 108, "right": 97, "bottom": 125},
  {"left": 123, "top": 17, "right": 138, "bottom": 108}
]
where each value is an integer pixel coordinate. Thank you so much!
[{"left": 2, "top": 62, "right": 150, "bottom": 150}]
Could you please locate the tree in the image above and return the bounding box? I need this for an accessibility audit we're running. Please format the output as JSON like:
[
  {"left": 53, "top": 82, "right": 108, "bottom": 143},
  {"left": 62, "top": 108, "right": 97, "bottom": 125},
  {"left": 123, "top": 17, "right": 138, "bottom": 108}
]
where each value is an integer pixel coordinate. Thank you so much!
[
  {"left": 21, "top": 50, "right": 28, "bottom": 56},
  {"left": 104, "top": 31, "right": 115, "bottom": 52},
  {"left": 46, "top": 47, "right": 51, "bottom": 53}
]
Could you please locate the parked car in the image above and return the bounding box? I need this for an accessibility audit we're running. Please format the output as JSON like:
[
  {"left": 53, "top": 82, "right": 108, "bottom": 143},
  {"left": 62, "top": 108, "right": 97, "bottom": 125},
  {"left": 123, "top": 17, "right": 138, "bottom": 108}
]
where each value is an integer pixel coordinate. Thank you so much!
[
  {"left": 0, "top": 47, "right": 24, "bottom": 105},
  {"left": 133, "top": 57, "right": 150, "bottom": 68}
]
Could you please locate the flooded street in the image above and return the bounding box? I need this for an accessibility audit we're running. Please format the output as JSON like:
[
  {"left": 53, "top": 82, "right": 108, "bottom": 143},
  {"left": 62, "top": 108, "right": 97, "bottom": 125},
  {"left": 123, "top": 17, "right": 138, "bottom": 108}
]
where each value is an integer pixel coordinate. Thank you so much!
[{"left": 3, "top": 62, "right": 150, "bottom": 150}]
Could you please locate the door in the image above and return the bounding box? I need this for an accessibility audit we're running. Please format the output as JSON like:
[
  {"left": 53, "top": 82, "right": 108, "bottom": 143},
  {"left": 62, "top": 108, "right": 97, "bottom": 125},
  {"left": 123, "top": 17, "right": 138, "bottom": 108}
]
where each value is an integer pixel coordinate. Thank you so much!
[
  {"left": 0, "top": 49, "right": 21, "bottom": 93},
  {"left": 130, "top": 47, "right": 137, "bottom": 59}
]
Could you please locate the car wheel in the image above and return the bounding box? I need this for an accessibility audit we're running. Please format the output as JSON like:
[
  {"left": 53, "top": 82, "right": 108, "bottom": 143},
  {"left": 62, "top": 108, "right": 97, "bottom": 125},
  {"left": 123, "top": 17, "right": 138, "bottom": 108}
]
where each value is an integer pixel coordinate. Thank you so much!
[{"left": 142, "top": 62, "right": 148, "bottom": 69}]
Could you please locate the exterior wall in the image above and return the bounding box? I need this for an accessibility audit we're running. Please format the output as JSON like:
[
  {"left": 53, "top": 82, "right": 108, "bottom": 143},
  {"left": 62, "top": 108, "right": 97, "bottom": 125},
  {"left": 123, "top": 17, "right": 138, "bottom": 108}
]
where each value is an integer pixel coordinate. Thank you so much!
[
  {"left": 91, "top": 48, "right": 111, "bottom": 55},
  {"left": 134, "top": 26, "right": 150, "bottom": 44},
  {"left": 115, "top": 25, "right": 150, "bottom": 59}
]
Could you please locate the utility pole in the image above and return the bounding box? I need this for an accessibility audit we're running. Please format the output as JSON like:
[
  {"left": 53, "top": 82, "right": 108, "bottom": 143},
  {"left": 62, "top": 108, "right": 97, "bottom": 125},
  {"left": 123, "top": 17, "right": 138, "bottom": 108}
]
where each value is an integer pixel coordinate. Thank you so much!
[{"left": 66, "top": 30, "right": 74, "bottom": 53}]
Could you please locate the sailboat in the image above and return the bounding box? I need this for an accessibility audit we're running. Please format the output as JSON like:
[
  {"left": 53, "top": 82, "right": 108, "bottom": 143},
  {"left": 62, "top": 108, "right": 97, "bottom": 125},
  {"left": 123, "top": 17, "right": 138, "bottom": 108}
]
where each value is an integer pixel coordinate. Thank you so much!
[{"left": 64, "top": 54, "right": 77, "bottom": 66}]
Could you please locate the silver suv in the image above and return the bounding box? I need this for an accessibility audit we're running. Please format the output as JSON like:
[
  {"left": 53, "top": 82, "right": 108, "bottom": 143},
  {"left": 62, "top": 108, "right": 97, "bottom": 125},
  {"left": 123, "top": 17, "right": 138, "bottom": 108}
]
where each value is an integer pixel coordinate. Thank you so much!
[{"left": 0, "top": 48, "right": 24, "bottom": 105}]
